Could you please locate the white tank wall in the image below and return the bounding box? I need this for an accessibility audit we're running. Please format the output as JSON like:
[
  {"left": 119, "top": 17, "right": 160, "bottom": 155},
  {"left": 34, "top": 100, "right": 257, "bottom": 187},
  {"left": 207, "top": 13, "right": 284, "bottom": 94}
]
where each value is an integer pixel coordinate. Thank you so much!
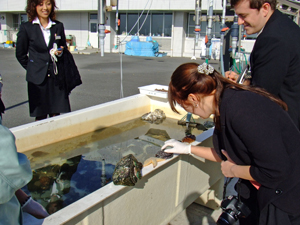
[
  {"left": 11, "top": 94, "right": 151, "bottom": 152},
  {"left": 43, "top": 152, "right": 223, "bottom": 225},
  {"left": 10, "top": 90, "right": 223, "bottom": 224}
]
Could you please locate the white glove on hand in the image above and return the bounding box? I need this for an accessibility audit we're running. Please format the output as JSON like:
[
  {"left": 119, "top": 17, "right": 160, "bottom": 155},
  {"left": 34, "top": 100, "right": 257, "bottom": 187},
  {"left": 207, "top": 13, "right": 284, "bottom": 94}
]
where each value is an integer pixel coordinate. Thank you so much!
[
  {"left": 161, "top": 139, "right": 191, "bottom": 154},
  {"left": 22, "top": 197, "right": 49, "bottom": 219}
]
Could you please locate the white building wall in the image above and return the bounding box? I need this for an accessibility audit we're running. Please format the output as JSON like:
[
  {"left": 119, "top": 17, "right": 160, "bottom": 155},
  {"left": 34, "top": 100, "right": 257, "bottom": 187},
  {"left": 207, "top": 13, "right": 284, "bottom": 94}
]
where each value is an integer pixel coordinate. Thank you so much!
[
  {"left": 0, "top": 0, "right": 222, "bottom": 12},
  {"left": 0, "top": 0, "right": 232, "bottom": 57},
  {"left": 0, "top": 0, "right": 26, "bottom": 12},
  {"left": 56, "top": 12, "right": 89, "bottom": 49},
  {"left": 171, "top": 11, "right": 186, "bottom": 57},
  {"left": 184, "top": 38, "right": 203, "bottom": 58},
  {"left": 1, "top": 12, "right": 10, "bottom": 30},
  {"left": 0, "top": 13, "right": 8, "bottom": 43},
  {"left": 56, "top": 0, "right": 98, "bottom": 11},
  {"left": 117, "top": 0, "right": 223, "bottom": 11},
  {"left": 201, "top": 0, "right": 223, "bottom": 11},
  {"left": 0, "top": 13, "right": 18, "bottom": 43},
  {"left": 118, "top": 0, "right": 195, "bottom": 10}
]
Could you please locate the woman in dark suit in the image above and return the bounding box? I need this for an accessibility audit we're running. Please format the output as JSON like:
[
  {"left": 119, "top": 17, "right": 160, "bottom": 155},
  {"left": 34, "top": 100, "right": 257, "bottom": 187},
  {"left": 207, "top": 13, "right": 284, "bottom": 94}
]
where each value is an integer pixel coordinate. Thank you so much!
[
  {"left": 162, "top": 62, "right": 300, "bottom": 225},
  {"left": 16, "top": 0, "right": 70, "bottom": 121}
]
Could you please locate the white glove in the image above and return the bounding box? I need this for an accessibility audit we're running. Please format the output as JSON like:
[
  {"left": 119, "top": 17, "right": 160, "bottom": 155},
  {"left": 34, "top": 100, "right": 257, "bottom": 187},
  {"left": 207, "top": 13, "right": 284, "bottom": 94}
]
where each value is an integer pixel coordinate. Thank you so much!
[
  {"left": 161, "top": 139, "right": 191, "bottom": 154},
  {"left": 22, "top": 197, "right": 49, "bottom": 219}
]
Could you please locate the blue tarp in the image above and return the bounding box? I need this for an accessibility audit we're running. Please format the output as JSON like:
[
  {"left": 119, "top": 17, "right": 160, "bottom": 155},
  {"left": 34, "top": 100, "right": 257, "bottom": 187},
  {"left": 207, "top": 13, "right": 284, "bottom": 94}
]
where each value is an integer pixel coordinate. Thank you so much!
[{"left": 124, "top": 36, "right": 159, "bottom": 57}]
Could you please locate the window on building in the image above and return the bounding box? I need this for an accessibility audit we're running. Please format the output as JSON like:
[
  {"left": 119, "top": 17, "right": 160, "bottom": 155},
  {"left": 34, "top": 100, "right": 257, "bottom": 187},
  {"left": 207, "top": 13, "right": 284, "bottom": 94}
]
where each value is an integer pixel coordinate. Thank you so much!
[
  {"left": 12, "top": 14, "right": 28, "bottom": 29},
  {"left": 139, "top": 13, "right": 151, "bottom": 36},
  {"left": 118, "top": 12, "right": 173, "bottom": 37},
  {"left": 91, "top": 23, "right": 97, "bottom": 33},
  {"left": 187, "top": 13, "right": 196, "bottom": 38},
  {"left": 200, "top": 21, "right": 207, "bottom": 37},
  {"left": 90, "top": 14, "right": 98, "bottom": 20},
  {"left": 127, "top": 13, "right": 138, "bottom": 35},
  {"left": 119, "top": 14, "right": 127, "bottom": 35},
  {"left": 164, "top": 13, "right": 172, "bottom": 37},
  {"left": 20, "top": 14, "right": 28, "bottom": 23},
  {"left": 13, "top": 14, "right": 19, "bottom": 29},
  {"left": 151, "top": 13, "right": 163, "bottom": 36}
]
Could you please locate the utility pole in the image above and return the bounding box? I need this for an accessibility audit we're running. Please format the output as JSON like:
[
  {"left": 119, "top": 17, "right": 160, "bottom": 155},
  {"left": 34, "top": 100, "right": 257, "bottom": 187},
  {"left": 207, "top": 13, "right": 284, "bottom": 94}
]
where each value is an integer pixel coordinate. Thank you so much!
[
  {"left": 191, "top": 0, "right": 201, "bottom": 60},
  {"left": 205, "top": 0, "right": 213, "bottom": 63},
  {"left": 219, "top": 0, "right": 229, "bottom": 75},
  {"left": 98, "top": 0, "right": 106, "bottom": 57}
]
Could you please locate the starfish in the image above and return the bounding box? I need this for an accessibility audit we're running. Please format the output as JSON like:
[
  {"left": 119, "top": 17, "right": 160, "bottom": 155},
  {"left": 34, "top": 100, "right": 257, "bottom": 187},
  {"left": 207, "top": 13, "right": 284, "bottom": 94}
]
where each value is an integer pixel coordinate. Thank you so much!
[{"left": 143, "top": 157, "right": 166, "bottom": 168}]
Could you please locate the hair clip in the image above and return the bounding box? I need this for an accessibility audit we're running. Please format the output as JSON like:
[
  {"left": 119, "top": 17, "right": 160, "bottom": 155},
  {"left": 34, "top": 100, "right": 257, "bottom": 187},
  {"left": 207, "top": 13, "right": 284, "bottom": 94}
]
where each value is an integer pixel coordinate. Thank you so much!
[{"left": 197, "top": 63, "right": 214, "bottom": 75}]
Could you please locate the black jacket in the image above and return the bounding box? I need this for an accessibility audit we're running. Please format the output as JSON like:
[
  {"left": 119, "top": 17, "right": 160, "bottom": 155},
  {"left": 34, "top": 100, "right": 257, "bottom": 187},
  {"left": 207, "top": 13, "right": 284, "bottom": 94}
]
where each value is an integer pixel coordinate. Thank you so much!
[
  {"left": 16, "top": 20, "right": 67, "bottom": 85},
  {"left": 0, "top": 99, "right": 4, "bottom": 114},
  {"left": 250, "top": 10, "right": 300, "bottom": 129},
  {"left": 213, "top": 89, "right": 300, "bottom": 215},
  {"left": 56, "top": 48, "right": 82, "bottom": 95}
]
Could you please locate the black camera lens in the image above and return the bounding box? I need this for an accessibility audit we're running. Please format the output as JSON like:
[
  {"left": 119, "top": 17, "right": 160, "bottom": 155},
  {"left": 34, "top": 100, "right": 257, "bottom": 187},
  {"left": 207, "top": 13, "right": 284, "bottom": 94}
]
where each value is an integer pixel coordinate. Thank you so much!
[
  {"left": 217, "top": 195, "right": 251, "bottom": 225},
  {"left": 217, "top": 211, "right": 238, "bottom": 225}
]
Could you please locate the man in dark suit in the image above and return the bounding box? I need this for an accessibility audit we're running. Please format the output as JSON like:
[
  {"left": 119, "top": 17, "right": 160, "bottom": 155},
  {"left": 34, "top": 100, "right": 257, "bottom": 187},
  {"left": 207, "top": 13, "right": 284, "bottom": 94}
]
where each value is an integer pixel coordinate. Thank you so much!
[{"left": 226, "top": 0, "right": 300, "bottom": 130}]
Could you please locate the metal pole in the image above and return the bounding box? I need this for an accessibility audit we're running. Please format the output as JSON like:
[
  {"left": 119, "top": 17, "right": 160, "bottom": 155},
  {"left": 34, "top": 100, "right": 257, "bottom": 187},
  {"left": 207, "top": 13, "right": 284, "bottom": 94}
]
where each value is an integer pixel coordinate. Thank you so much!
[
  {"left": 231, "top": 14, "right": 239, "bottom": 59},
  {"left": 219, "top": 0, "right": 228, "bottom": 75},
  {"left": 238, "top": 24, "right": 243, "bottom": 70},
  {"left": 115, "top": 0, "right": 119, "bottom": 31},
  {"left": 205, "top": 0, "right": 213, "bottom": 63},
  {"left": 192, "top": 0, "right": 201, "bottom": 60},
  {"left": 98, "top": 0, "right": 106, "bottom": 57}
]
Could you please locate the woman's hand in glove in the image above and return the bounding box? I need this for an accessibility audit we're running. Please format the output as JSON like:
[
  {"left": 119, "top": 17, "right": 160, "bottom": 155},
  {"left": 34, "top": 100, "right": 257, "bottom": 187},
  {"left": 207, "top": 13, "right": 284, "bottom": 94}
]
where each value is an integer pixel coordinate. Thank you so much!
[
  {"left": 22, "top": 197, "right": 49, "bottom": 219},
  {"left": 161, "top": 139, "right": 191, "bottom": 154}
]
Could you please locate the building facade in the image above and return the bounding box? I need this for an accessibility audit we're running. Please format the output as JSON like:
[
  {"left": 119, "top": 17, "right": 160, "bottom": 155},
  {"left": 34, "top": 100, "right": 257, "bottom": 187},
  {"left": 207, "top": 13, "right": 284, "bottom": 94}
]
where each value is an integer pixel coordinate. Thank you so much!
[{"left": 0, "top": 0, "right": 299, "bottom": 58}]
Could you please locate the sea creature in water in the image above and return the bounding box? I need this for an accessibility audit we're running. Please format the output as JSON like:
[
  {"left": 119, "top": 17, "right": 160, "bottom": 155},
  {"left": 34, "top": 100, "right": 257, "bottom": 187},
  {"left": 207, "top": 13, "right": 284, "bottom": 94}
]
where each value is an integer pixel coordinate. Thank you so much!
[
  {"left": 38, "top": 176, "right": 52, "bottom": 190},
  {"left": 144, "top": 128, "right": 171, "bottom": 142},
  {"left": 143, "top": 148, "right": 173, "bottom": 168},
  {"left": 155, "top": 149, "right": 173, "bottom": 159},
  {"left": 181, "top": 134, "right": 196, "bottom": 143},
  {"left": 141, "top": 109, "right": 166, "bottom": 124},
  {"left": 112, "top": 154, "right": 143, "bottom": 186},
  {"left": 143, "top": 157, "right": 165, "bottom": 168}
]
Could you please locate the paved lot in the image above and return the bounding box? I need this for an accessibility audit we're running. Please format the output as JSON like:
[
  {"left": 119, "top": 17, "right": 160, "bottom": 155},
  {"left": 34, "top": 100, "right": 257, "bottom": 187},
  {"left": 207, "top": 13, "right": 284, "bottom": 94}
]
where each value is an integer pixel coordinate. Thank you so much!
[{"left": 0, "top": 47, "right": 219, "bottom": 128}]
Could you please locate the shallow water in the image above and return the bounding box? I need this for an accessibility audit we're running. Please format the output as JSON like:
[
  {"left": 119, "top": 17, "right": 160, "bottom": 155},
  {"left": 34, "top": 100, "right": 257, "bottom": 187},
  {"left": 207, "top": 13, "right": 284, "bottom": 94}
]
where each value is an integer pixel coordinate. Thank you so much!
[{"left": 22, "top": 117, "right": 207, "bottom": 214}]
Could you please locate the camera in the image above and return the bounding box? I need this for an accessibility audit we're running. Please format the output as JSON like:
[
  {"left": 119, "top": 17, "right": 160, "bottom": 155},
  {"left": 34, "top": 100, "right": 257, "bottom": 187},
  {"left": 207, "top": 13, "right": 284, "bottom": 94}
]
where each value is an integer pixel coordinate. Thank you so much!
[{"left": 217, "top": 195, "right": 251, "bottom": 225}]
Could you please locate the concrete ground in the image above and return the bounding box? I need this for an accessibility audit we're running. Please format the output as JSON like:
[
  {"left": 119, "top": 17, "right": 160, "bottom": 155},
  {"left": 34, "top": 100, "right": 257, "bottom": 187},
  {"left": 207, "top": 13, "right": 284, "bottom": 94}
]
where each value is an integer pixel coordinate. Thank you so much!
[
  {"left": 168, "top": 178, "right": 239, "bottom": 225},
  {"left": 168, "top": 203, "right": 222, "bottom": 225},
  {"left": 0, "top": 47, "right": 233, "bottom": 225},
  {"left": 0, "top": 47, "right": 220, "bottom": 128}
]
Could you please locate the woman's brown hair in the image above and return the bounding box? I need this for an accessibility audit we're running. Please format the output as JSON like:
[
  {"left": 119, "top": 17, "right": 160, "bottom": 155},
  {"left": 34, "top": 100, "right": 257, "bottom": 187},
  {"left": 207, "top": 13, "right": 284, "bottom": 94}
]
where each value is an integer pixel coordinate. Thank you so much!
[
  {"left": 26, "top": 0, "right": 57, "bottom": 22},
  {"left": 168, "top": 63, "right": 287, "bottom": 130}
]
